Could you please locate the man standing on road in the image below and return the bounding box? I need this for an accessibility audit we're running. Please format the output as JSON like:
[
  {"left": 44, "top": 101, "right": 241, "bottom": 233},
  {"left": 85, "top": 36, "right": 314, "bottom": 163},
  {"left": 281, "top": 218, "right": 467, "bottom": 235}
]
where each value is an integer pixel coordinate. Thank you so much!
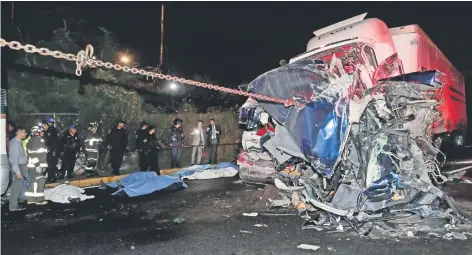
[
  {"left": 59, "top": 124, "right": 81, "bottom": 180},
  {"left": 24, "top": 126, "right": 48, "bottom": 205},
  {"left": 135, "top": 121, "right": 149, "bottom": 172},
  {"left": 106, "top": 120, "right": 128, "bottom": 176},
  {"left": 207, "top": 118, "right": 222, "bottom": 165},
  {"left": 42, "top": 117, "right": 59, "bottom": 183},
  {"left": 190, "top": 120, "right": 206, "bottom": 165},
  {"left": 170, "top": 119, "right": 184, "bottom": 169},
  {"left": 8, "top": 127, "right": 28, "bottom": 211}
]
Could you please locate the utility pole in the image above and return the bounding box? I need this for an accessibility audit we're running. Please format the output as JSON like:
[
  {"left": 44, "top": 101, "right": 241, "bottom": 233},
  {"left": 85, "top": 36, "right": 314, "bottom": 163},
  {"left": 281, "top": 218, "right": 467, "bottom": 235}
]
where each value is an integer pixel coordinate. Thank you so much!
[{"left": 159, "top": 4, "right": 165, "bottom": 70}]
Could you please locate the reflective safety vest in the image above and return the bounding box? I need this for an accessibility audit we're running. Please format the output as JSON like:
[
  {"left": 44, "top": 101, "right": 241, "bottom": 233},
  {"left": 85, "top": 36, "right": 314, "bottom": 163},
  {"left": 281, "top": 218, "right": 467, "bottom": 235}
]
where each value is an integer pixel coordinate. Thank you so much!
[{"left": 27, "top": 136, "right": 48, "bottom": 168}]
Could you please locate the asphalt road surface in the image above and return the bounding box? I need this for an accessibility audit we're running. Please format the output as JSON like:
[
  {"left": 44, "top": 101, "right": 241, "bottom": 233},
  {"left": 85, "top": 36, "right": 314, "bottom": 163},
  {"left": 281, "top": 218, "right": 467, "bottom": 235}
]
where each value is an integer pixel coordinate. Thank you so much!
[{"left": 2, "top": 177, "right": 472, "bottom": 255}]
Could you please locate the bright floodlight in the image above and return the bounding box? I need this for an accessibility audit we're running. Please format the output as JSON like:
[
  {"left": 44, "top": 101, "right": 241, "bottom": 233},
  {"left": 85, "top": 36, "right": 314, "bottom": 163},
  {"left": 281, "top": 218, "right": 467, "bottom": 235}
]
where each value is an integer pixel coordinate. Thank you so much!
[
  {"left": 120, "top": 55, "right": 130, "bottom": 64},
  {"left": 170, "top": 82, "right": 178, "bottom": 90}
]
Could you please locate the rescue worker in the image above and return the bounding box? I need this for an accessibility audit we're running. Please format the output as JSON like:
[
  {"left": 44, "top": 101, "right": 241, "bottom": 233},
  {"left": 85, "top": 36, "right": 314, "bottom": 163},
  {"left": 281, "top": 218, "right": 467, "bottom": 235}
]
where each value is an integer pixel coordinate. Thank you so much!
[
  {"left": 142, "top": 125, "right": 164, "bottom": 174},
  {"left": 42, "top": 117, "right": 59, "bottom": 183},
  {"left": 24, "top": 126, "right": 48, "bottom": 205},
  {"left": 79, "top": 122, "right": 102, "bottom": 176},
  {"left": 170, "top": 118, "right": 184, "bottom": 169},
  {"left": 207, "top": 118, "right": 222, "bottom": 165},
  {"left": 59, "top": 124, "right": 80, "bottom": 180},
  {"left": 190, "top": 120, "right": 206, "bottom": 165},
  {"left": 106, "top": 120, "right": 128, "bottom": 176},
  {"left": 8, "top": 127, "right": 27, "bottom": 211},
  {"left": 135, "top": 121, "right": 150, "bottom": 172}
]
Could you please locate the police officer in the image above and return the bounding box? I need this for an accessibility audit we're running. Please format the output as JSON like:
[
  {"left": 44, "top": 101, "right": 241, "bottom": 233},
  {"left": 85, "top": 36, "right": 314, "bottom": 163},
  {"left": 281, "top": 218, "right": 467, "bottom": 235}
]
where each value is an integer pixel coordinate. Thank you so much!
[
  {"left": 41, "top": 117, "right": 59, "bottom": 183},
  {"left": 142, "top": 125, "right": 164, "bottom": 174},
  {"left": 135, "top": 121, "right": 149, "bottom": 171},
  {"left": 59, "top": 124, "right": 80, "bottom": 180},
  {"left": 170, "top": 118, "right": 184, "bottom": 169},
  {"left": 24, "top": 126, "right": 48, "bottom": 205},
  {"left": 106, "top": 120, "right": 128, "bottom": 176},
  {"left": 79, "top": 122, "right": 102, "bottom": 176}
]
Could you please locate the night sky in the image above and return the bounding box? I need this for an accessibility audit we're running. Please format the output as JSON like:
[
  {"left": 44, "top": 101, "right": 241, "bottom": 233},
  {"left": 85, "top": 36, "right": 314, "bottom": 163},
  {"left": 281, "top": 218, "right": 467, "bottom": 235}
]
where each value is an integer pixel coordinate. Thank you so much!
[{"left": 3, "top": 1, "right": 472, "bottom": 87}]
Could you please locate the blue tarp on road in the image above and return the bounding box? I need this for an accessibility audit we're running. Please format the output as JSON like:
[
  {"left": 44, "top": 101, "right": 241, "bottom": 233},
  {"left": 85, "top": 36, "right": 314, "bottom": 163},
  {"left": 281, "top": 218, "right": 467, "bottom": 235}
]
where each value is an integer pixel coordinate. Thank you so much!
[{"left": 108, "top": 172, "right": 188, "bottom": 197}]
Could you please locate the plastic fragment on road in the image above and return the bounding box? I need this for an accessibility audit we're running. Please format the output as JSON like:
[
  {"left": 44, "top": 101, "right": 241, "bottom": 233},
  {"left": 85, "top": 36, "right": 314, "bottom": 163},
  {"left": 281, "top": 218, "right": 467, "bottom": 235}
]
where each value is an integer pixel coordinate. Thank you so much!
[
  {"left": 107, "top": 172, "right": 187, "bottom": 197},
  {"left": 44, "top": 184, "right": 95, "bottom": 204},
  {"left": 173, "top": 217, "right": 187, "bottom": 224},
  {"left": 254, "top": 224, "right": 268, "bottom": 227},
  {"left": 240, "top": 230, "right": 253, "bottom": 234},
  {"left": 297, "top": 244, "right": 320, "bottom": 251},
  {"left": 243, "top": 212, "right": 259, "bottom": 217}
]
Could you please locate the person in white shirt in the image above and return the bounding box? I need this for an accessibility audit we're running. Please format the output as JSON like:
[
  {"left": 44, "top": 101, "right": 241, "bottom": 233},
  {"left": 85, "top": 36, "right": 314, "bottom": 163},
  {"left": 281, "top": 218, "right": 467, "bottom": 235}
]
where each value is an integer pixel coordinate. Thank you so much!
[{"left": 190, "top": 121, "right": 206, "bottom": 165}]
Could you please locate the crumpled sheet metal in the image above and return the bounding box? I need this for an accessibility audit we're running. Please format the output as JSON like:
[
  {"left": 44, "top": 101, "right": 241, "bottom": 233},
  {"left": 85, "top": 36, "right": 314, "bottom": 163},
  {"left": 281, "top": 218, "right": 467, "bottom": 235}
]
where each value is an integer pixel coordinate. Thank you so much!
[{"left": 248, "top": 59, "right": 349, "bottom": 175}]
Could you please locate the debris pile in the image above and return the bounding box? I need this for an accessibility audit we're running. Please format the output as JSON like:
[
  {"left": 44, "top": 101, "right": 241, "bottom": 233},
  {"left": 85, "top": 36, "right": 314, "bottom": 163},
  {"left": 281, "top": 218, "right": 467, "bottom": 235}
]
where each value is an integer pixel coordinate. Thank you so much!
[{"left": 238, "top": 52, "right": 472, "bottom": 238}]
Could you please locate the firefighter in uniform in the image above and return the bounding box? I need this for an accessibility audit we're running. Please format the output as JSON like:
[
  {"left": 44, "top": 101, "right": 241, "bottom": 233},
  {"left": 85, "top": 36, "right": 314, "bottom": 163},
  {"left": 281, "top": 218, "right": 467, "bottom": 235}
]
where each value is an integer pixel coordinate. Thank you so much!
[
  {"left": 79, "top": 122, "right": 102, "bottom": 176},
  {"left": 106, "top": 120, "right": 128, "bottom": 176},
  {"left": 24, "top": 126, "right": 48, "bottom": 205},
  {"left": 59, "top": 124, "right": 80, "bottom": 180},
  {"left": 135, "top": 121, "right": 149, "bottom": 171},
  {"left": 42, "top": 117, "right": 59, "bottom": 183}
]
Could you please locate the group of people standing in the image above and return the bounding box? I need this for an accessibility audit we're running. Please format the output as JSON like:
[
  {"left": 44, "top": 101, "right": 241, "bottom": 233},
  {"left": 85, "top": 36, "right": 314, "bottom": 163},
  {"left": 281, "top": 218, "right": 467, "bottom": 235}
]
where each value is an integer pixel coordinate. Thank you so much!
[
  {"left": 5, "top": 117, "right": 222, "bottom": 211},
  {"left": 136, "top": 118, "right": 222, "bottom": 173}
]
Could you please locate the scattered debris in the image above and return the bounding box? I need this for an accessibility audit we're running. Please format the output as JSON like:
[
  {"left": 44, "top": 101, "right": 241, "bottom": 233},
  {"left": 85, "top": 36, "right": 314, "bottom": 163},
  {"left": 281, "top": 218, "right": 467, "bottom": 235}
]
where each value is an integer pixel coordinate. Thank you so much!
[
  {"left": 268, "top": 196, "right": 291, "bottom": 208},
  {"left": 407, "top": 231, "right": 414, "bottom": 237},
  {"left": 131, "top": 246, "right": 135, "bottom": 250},
  {"left": 254, "top": 224, "right": 268, "bottom": 228},
  {"left": 173, "top": 218, "right": 187, "bottom": 224},
  {"left": 242, "top": 212, "right": 259, "bottom": 217},
  {"left": 240, "top": 230, "right": 253, "bottom": 234},
  {"left": 443, "top": 232, "right": 468, "bottom": 241},
  {"left": 297, "top": 244, "right": 320, "bottom": 251}
]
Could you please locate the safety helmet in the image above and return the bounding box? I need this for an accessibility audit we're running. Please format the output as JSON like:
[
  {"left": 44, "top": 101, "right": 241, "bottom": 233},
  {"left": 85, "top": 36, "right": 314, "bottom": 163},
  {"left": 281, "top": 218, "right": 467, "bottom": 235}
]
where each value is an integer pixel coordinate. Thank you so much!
[
  {"left": 88, "top": 121, "right": 99, "bottom": 128},
  {"left": 68, "top": 124, "right": 77, "bottom": 130},
  {"left": 31, "top": 126, "right": 41, "bottom": 133},
  {"left": 44, "top": 117, "right": 55, "bottom": 124}
]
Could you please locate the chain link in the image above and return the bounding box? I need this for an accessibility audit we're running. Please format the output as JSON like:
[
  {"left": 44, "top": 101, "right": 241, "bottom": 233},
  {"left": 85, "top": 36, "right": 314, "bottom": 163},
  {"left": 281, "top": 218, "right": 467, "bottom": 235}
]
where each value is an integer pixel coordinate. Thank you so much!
[{"left": 0, "top": 38, "right": 303, "bottom": 107}]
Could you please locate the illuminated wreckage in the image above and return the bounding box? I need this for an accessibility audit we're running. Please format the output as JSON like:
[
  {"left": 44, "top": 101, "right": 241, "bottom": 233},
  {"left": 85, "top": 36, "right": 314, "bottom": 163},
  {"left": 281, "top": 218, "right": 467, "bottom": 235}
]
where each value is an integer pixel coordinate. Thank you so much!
[{"left": 237, "top": 49, "right": 472, "bottom": 238}]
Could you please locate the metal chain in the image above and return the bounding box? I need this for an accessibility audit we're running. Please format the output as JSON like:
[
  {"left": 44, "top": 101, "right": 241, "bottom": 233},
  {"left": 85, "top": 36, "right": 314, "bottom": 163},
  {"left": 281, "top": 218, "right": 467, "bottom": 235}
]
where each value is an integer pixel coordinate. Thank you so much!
[{"left": 1, "top": 38, "right": 303, "bottom": 107}]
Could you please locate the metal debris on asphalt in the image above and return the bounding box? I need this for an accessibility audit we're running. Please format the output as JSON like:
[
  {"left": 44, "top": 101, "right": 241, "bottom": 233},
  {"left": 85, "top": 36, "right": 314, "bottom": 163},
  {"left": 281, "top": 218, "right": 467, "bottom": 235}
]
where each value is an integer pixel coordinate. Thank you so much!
[
  {"left": 173, "top": 218, "right": 187, "bottom": 224},
  {"left": 242, "top": 212, "right": 259, "bottom": 217},
  {"left": 297, "top": 244, "right": 320, "bottom": 251}
]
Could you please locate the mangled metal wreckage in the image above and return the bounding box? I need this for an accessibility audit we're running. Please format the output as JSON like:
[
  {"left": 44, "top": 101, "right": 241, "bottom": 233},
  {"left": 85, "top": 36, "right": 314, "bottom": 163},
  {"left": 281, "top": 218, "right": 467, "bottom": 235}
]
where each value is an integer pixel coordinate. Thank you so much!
[{"left": 237, "top": 14, "right": 471, "bottom": 238}]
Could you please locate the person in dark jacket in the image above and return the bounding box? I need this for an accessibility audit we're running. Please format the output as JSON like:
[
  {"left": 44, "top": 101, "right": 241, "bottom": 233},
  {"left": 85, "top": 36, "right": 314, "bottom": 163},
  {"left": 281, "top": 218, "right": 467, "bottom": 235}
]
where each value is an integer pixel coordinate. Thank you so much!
[
  {"left": 25, "top": 126, "right": 48, "bottom": 205},
  {"left": 79, "top": 121, "right": 102, "bottom": 176},
  {"left": 106, "top": 120, "right": 128, "bottom": 176},
  {"left": 135, "top": 121, "right": 149, "bottom": 171},
  {"left": 59, "top": 124, "right": 80, "bottom": 180},
  {"left": 7, "top": 120, "right": 15, "bottom": 141},
  {"left": 41, "top": 117, "right": 59, "bottom": 183},
  {"left": 169, "top": 118, "right": 184, "bottom": 169},
  {"left": 206, "top": 118, "right": 222, "bottom": 164},
  {"left": 142, "top": 125, "right": 164, "bottom": 174}
]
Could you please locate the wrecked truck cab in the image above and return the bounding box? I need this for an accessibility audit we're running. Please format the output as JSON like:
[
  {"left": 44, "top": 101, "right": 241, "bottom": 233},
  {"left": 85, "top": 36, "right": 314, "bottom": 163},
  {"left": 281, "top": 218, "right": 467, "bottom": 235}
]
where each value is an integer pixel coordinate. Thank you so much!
[{"left": 237, "top": 13, "right": 471, "bottom": 237}]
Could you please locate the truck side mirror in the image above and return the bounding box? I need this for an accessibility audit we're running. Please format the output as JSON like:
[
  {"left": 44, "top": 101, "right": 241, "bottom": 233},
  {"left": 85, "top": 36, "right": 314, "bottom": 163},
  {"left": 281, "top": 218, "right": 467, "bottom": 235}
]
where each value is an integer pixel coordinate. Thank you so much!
[{"left": 279, "top": 59, "right": 287, "bottom": 66}]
